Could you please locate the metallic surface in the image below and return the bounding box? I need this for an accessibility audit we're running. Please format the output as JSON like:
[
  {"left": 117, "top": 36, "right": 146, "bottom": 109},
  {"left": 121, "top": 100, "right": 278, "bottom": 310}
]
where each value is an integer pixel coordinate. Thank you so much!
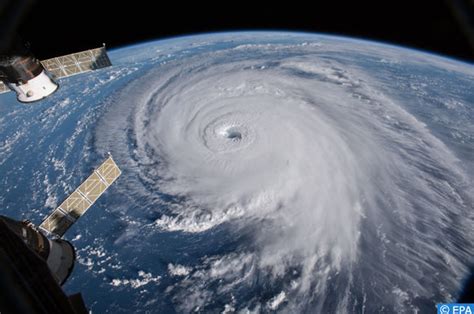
[
  {"left": 46, "top": 239, "right": 75, "bottom": 285},
  {"left": 39, "top": 155, "right": 121, "bottom": 237},
  {"left": 0, "top": 215, "right": 87, "bottom": 314},
  {"left": 7, "top": 70, "right": 58, "bottom": 103},
  {"left": 40, "top": 46, "right": 112, "bottom": 79},
  {"left": 0, "top": 46, "right": 112, "bottom": 94},
  {"left": 0, "top": 216, "right": 50, "bottom": 259},
  {"left": 0, "top": 215, "right": 75, "bottom": 285},
  {"left": 0, "top": 55, "right": 43, "bottom": 83}
]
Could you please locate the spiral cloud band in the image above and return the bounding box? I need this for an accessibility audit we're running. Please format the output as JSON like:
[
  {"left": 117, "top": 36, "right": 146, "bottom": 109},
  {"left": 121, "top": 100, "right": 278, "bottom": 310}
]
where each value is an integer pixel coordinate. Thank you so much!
[{"left": 92, "top": 35, "right": 473, "bottom": 312}]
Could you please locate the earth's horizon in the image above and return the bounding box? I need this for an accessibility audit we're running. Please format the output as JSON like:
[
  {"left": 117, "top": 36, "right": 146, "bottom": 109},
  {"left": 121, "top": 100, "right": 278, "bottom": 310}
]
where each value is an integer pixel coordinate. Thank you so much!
[{"left": 0, "top": 31, "right": 473, "bottom": 313}]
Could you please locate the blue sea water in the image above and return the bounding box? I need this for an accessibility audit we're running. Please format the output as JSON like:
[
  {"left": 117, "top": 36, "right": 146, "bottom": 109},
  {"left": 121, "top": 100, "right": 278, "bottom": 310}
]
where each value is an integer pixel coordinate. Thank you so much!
[{"left": 0, "top": 32, "right": 473, "bottom": 313}]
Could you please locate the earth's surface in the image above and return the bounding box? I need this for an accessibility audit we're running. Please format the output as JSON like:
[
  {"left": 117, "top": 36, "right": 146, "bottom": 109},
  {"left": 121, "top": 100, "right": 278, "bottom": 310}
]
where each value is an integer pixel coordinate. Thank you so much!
[{"left": 0, "top": 32, "right": 473, "bottom": 313}]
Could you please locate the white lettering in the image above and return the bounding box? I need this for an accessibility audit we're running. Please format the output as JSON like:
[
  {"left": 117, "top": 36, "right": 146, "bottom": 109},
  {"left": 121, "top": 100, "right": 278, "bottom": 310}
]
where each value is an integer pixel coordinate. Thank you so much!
[{"left": 453, "top": 305, "right": 474, "bottom": 314}]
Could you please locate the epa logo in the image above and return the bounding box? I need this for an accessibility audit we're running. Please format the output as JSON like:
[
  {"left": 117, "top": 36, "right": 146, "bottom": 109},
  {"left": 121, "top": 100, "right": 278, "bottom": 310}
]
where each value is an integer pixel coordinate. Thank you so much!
[{"left": 438, "top": 304, "right": 474, "bottom": 314}]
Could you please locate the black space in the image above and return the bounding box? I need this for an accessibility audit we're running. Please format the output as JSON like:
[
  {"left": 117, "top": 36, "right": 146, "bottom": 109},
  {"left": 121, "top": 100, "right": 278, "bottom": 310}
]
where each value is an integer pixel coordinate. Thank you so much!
[{"left": 11, "top": 1, "right": 474, "bottom": 62}]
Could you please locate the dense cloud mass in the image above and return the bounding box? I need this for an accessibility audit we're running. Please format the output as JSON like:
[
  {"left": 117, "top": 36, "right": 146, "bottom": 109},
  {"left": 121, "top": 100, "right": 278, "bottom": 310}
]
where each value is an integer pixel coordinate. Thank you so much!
[
  {"left": 93, "top": 34, "right": 474, "bottom": 312},
  {"left": 1, "top": 33, "right": 473, "bottom": 313}
]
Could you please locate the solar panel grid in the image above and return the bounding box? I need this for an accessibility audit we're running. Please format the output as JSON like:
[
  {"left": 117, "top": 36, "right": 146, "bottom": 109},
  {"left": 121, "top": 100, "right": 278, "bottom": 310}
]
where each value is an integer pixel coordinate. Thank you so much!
[{"left": 39, "top": 156, "right": 120, "bottom": 237}]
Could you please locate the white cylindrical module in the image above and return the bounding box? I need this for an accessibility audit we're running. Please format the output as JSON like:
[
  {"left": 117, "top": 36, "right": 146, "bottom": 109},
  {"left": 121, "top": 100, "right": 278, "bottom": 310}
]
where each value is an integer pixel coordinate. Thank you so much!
[
  {"left": 7, "top": 70, "right": 58, "bottom": 103},
  {"left": 46, "top": 239, "right": 75, "bottom": 285},
  {"left": 0, "top": 55, "right": 59, "bottom": 103}
]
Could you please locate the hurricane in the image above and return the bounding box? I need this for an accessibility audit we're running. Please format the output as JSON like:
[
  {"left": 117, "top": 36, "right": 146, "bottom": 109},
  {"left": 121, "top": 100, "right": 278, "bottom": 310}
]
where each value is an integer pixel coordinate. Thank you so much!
[{"left": 1, "top": 32, "right": 473, "bottom": 313}]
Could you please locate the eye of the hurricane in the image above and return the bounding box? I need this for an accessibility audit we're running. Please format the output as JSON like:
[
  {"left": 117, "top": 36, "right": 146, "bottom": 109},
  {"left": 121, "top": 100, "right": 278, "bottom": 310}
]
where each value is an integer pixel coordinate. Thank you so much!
[
  {"left": 224, "top": 127, "right": 242, "bottom": 140},
  {"left": 204, "top": 122, "right": 253, "bottom": 153}
]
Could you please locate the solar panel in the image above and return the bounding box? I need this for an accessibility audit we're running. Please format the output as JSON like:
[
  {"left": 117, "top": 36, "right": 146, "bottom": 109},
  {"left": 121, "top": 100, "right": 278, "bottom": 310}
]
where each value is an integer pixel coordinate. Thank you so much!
[
  {"left": 41, "top": 46, "right": 112, "bottom": 79},
  {"left": 0, "top": 46, "right": 112, "bottom": 95},
  {"left": 39, "top": 155, "right": 121, "bottom": 237},
  {"left": 0, "top": 81, "right": 9, "bottom": 94}
]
